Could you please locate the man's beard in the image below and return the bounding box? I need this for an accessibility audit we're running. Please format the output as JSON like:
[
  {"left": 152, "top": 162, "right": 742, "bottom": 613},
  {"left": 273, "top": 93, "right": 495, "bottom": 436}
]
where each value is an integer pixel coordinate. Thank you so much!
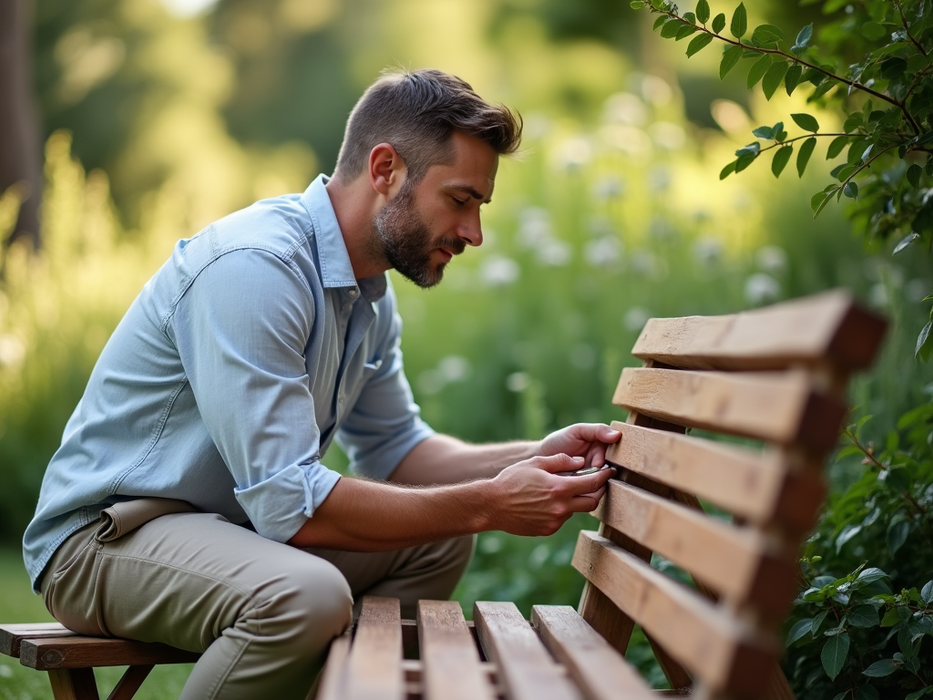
[{"left": 372, "top": 185, "right": 465, "bottom": 289}]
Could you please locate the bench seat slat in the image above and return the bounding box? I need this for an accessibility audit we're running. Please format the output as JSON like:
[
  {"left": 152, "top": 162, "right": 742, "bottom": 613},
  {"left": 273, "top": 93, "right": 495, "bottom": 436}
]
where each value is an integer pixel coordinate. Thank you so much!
[
  {"left": 343, "top": 596, "right": 404, "bottom": 700},
  {"left": 19, "top": 636, "right": 199, "bottom": 670},
  {"left": 417, "top": 600, "right": 494, "bottom": 700},
  {"left": 531, "top": 605, "right": 655, "bottom": 700},
  {"left": 593, "top": 479, "right": 798, "bottom": 620},
  {"left": 613, "top": 368, "right": 846, "bottom": 451},
  {"left": 0, "top": 622, "right": 74, "bottom": 657},
  {"left": 474, "top": 601, "right": 581, "bottom": 700},
  {"left": 631, "top": 290, "right": 886, "bottom": 372},
  {"left": 605, "top": 421, "right": 826, "bottom": 533},
  {"left": 572, "top": 531, "right": 775, "bottom": 698}
]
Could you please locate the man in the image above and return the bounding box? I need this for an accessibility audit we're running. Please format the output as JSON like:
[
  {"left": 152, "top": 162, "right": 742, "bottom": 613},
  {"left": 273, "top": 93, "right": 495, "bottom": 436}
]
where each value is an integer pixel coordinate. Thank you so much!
[{"left": 23, "top": 69, "right": 619, "bottom": 700}]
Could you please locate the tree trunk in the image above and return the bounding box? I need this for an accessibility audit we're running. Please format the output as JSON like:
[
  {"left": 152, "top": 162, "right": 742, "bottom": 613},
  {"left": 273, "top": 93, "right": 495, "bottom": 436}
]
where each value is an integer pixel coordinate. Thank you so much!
[{"left": 0, "top": 0, "right": 42, "bottom": 247}]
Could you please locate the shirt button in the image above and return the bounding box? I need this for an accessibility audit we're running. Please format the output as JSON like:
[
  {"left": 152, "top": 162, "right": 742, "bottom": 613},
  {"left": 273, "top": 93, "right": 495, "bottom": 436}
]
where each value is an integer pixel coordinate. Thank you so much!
[{"left": 349, "top": 289, "right": 359, "bottom": 299}]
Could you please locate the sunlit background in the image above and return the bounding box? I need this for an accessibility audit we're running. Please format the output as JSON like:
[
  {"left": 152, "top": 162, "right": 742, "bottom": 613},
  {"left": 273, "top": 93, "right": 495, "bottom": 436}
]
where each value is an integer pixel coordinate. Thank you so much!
[{"left": 1, "top": 0, "right": 931, "bottom": 696}]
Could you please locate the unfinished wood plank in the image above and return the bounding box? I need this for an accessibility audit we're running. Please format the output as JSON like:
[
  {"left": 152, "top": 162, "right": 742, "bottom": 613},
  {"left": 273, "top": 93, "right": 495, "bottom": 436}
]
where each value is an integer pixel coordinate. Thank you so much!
[
  {"left": 592, "top": 479, "right": 798, "bottom": 622},
  {"left": 20, "top": 637, "right": 199, "bottom": 670},
  {"left": 613, "top": 367, "right": 846, "bottom": 452},
  {"left": 417, "top": 600, "right": 494, "bottom": 700},
  {"left": 531, "top": 605, "right": 655, "bottom": 700},
  {"left": 343, "top": 596, "right": 404, "bottom": 700},
  {"left": 316, "top": 630, "right": 352, "bottom": 700},
  {"left": 605, "top": 421, "right": 826, "bottom": 533},
  {"left": 473, "top": 601, "right": 581, "bottom": 700},
  {"left": 572, "top": 531, "right": 776, "bottom": 699},
  {"left": 0, "top": 622, "right": 72, "bottom": 657},
  {"left": 632, "top": 290, "right": 887, "bottom": 372}
]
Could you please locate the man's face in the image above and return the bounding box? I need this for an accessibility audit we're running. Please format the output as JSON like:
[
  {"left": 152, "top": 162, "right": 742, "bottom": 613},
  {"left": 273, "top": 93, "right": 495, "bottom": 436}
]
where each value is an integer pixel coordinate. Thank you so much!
[{"left": 373, "top": 132, "right": 498, "bottom": 289}]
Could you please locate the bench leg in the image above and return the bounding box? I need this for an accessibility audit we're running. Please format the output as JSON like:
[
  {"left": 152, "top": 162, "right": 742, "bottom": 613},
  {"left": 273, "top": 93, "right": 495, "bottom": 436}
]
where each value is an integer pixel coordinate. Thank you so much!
[
  {"left": 48, "top": 668, "right": 100, "bottom": 700},
  {"left": 107, "top": 665, "right": 155, "bottom": 700}
]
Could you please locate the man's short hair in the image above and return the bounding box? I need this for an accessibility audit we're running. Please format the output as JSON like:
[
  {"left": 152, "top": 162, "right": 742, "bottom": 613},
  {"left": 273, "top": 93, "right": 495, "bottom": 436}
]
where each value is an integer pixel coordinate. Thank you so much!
[{"left": 334, "top": 68, "right": 522, "bottom": 184}]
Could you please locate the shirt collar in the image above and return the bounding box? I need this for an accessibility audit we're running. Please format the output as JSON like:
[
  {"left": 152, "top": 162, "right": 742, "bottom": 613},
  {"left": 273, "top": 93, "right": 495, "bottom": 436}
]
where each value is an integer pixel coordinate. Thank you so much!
[{"left": 301, "top": 174, "right": 387, "bottom": 302}]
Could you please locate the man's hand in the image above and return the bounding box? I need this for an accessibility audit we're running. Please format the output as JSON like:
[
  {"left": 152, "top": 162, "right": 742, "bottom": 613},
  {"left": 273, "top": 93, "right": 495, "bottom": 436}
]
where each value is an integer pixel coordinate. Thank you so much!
[
  {"left": 538, "top": 423, "right": 621, "bottom": 471},
  {"left": 488, "top": 453, "right": 615, "bottom": 536}
]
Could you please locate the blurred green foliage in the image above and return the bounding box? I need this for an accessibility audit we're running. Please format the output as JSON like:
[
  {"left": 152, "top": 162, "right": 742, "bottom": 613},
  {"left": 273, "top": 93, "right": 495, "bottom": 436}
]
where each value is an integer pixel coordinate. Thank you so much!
[{"left": 3, "top": 0, "right": 933, "bottom": 697}]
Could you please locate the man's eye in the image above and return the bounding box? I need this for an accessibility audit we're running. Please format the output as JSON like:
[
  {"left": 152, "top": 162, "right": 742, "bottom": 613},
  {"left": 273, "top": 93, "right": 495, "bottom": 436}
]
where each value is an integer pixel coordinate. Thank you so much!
[{"left": 451, "top": 196, "right": 467, "bottom": 207}]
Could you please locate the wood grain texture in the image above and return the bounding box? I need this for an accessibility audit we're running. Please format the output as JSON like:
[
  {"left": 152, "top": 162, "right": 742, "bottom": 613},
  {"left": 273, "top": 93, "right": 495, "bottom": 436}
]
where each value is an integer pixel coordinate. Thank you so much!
[
  {"left": 316, "top": 630, "right": 352, "bottom": 700},
  {"left": 473, "top": 601, "right": 581, "bottom": 700},
  {"left": 612, "top": 368, "right": 846, "bottom": 452},
  {"left": 531, "top": 605, "right": 655, "bottom": 700},
  {"left": 47, "top": 668, "right": 99, "bottom": 700},
  {"left": 417, "top": 600, "right": 494, "bottom": 700},
  {"left": 631, "top": 290, "right": 887, "bottom": 372},
  {"left": 572, "top": 531, "right": 776, "bottom": 698},
  {"left": 106, "top": 665, "right": 154, "bottom": 700},
  {"left": 19, "top": 637, "right": 199, "bottom": 670},
  {"left": 0, "top": 622, "right": 73, "bottom": 657},
  {"left": 343, "top": 597, "right": 404, "bottom": 700},
  {"left": 605, "top": 421, "right": 826, "bottom": 534},
  {"left": 592, "top": 479, "right": 798, "bottom": 621}
]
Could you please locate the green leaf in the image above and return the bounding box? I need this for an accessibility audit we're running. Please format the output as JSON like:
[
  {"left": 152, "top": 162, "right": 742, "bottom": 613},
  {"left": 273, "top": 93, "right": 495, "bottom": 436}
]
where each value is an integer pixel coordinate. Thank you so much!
[
  {"left": 786, "top": 618, "right": 813, "bottom": 647},
  {"left": 720, "top": 45, "right": 744, "bottom": 79},
  {"left": 915, "top": 320, "right": 933, "bottom": 361},
  {"left": 720, "top": 160, "right": 738, "bottom": 179},
  {"left": 863, "top": 659, "right": 899, "bottom": 677},
  {"left": 630, "top": 0, "right": 648, "bottom": 7},
  {"left": 906, "top": 689, "right": 933, "bottom": 700},
  {"left": 696, "top": 0, "right": 710, "bottom": 24},
  {"left": 848, "top": 604, "right": 879, "bottom": 628},
  {"left": 752, "top": 23, "right": 786, "bottom": 45},
  {"left": 887, "top": 519, "right": 910, "bottom": 554},
  {"left": 661, "top": 19, "right": 683, "bottom": 38},
  {"left": 822, "top": 633, "right": 850, "bottom": 680},
  {"left": 730, "top": 3, "right": 748, "bottom": 38},
  {"left": 792, "top": 23, "right": 813, "bottom": 52},
  {"left": 762, "top": 61, "right": 789, "bottom": 99},
  {"left": 752, "top": 125, "right": 775, "bottom": 139},
  {"left": 675, "top": 23, "right": 699, "bottom": 40},
  {"left": 827, "top": 136, "right": 849, "bottom": 159},
  {"left": 712, "top": 12, "right": 726, "bottom": 33},
  {"left": 772, "top": 146, "right": 793, "bottom": 177},
  {"left": 687, "top": 32, "right": 715, "bottom": 57},
  {"left": 791, "top": 113, "right": 821, "bottom": 132},
  {"left": 922, "top": 580, "right": 933, "bottom": 604},
  {"left": 861, "top": 21, "right": 887, "bottom": 41},
  {"left": 683, "top": 11, "right": 697, "bottom": 24},
  {"left": 653, "top": 15, "right": 667, "bottom": 31},
  {"left": 735, "top": 142, "right": 761, "bottom": 157},
  {"left": 894, "top": 232, "right": 920, "bottom": 254},
  {"left": 797, "top": 137, "right": 817, "bottom": 177},
  {"left": 747, "top": 54, "right": 772, "bottom": 89},
  {"left": 908, "top": 164, "right": 923, "bottom": 188},
  {"left": 811, "top": 190, "right": 830, "bottom": 212},
  {"left": 785, "top": 64, "right": 803, "bottom": 95},
  {"left": 734, "top": 153, "right": 757, "bottom": 172},
  {"left": 843, "top": 181, "right": 859, "bottom": 198}
]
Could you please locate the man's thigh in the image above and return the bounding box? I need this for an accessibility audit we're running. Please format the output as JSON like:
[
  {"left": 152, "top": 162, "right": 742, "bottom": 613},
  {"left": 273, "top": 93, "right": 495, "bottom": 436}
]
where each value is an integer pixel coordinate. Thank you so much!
[{"left": 42, "top": 512, "right": 351, "bottom": 652}]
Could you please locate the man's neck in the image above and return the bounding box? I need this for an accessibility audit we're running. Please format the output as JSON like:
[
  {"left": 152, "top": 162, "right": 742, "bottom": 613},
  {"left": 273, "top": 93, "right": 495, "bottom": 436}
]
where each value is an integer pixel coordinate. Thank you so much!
[{"left": 325, "top": 175, "right": 389, "bottom": 281}]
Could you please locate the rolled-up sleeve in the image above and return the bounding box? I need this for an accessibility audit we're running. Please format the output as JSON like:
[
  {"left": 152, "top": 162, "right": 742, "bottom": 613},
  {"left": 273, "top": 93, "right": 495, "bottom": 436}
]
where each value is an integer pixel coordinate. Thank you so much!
[
  {"left": 171, "top": 248, "right": 340, "bottom": 542},
  {"left": 336, "top": 289, "right": 435, "bottom": 481}
]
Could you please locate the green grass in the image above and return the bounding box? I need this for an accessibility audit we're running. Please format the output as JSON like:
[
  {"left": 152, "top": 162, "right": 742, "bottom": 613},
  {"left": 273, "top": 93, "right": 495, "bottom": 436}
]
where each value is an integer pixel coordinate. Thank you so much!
[{"left": 0, "top": 547, "right": 191, "bottom": 700}]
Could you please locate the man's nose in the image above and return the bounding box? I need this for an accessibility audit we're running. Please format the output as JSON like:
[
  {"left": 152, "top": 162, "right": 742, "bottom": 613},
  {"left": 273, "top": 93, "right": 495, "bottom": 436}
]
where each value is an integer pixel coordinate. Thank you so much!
[{"left": 458, "top": 213, "right": 483, "bottom": 247}]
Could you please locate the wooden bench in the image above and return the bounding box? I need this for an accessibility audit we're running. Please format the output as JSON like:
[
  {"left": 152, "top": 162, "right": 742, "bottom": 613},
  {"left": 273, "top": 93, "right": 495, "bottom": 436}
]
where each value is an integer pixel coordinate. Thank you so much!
[
  {"left": 316, "top": 290, "right": 887, "bottom": 700},
  {"left": 2, "top": 290, "right": 887, "bottom": 699}
]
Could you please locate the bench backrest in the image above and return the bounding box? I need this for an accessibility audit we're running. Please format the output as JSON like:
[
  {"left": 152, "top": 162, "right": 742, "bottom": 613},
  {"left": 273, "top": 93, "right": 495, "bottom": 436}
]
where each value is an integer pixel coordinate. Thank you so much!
[{"left": 570, "top": 290, "right": 887, "bottom": 699}]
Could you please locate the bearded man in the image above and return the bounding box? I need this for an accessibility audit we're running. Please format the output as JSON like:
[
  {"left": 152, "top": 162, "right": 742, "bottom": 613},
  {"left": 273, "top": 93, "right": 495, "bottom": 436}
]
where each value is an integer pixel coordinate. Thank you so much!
[{"left": 23, "top": 68, "right": 619, "bottom": 700}]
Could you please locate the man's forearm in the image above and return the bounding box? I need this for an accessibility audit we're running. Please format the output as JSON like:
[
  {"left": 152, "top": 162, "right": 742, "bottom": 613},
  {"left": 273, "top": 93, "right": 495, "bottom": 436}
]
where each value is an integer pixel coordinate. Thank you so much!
[{"left": 389, "top": 434, "right": 538, "bottom": 486}]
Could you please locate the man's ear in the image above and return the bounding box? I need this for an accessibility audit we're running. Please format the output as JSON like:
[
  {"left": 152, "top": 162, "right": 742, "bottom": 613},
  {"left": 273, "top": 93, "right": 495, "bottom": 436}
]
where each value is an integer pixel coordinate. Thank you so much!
[{"left": 369, "top": 143, "right": 407, "bottom": 198}]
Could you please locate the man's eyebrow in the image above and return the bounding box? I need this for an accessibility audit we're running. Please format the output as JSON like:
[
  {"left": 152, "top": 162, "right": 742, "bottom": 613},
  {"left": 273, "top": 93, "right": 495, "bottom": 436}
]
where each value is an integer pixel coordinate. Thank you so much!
[{"left": 450, "top": 184, "right": 492, "bottom": 204}]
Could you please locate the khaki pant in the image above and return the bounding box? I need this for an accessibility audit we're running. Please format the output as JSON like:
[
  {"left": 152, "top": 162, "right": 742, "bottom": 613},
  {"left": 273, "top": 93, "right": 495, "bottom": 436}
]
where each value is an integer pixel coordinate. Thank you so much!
[{"left": 40, "top": 499, "right": 474, "bottom": 700}]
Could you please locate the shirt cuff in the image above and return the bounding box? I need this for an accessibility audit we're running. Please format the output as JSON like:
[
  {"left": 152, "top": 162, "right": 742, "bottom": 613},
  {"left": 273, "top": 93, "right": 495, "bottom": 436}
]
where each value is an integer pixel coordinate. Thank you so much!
[{"left": 233, "top": 462, "right": 342, "bottom": 542}]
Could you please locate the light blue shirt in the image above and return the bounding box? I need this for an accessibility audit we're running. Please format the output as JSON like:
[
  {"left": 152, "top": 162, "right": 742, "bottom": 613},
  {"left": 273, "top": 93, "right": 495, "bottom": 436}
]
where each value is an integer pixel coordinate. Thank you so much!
[{"left": 23, "top": 175, "right": 434, "bottom": 589}]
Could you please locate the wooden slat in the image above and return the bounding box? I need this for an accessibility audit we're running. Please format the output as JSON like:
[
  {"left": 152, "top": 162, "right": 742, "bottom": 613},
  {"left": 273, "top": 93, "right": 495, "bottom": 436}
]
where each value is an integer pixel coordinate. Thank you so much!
[
  {"left": 106, "top": 665, "right": 154, "bottom": 700},
  {"left": 0, "top": 622, "right": 73, "bottom": 657},
  {"left": 632, "top": 290, "right": 887, "bottom": 371},
  {"left": 316, "top": 630, "right": 352, "bottom": 700},
  {"left": 613, "top": 367, "right": 846, "bottom": 452},
  {"left": 531, "top": 605, "right": 655, "bottom": 700},
  {"left": 605, "top": 421, "right": 826, "bottom": 533},
  {"left": 417, "top": 600, "right": 494, "bottom": 700},
  {"left": 343, "top": 596, "right": 404, "bottom": 700},
  {"left": 592, "top": 479, "right": 798, "bottom": 621},
  {"left": 20, "top": 637, "right": 199, "bottom": 670},
  {"left": 571, "top": 531, "right": 776, "bottom": 698},
  {"left": 473, "top": 601, "right": 581, "bottom": 700}
]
